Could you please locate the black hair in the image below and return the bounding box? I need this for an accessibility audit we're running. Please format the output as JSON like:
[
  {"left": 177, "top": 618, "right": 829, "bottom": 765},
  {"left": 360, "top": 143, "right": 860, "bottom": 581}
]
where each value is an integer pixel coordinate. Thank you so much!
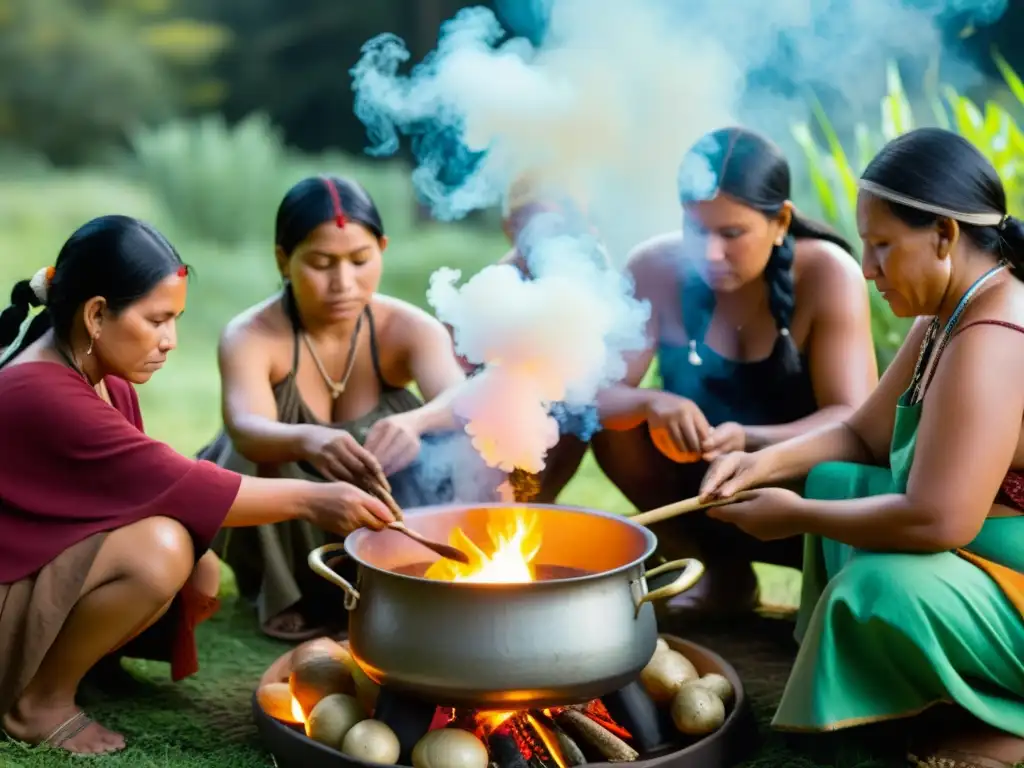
[
  {"left": 677, "top": 126, "right": 854, "bottom": 375},
  {"left": 0, "top": 215, "right": 185, "bottom": 368},
  {"left": 860, "top": 127, "right": 1024, "bottom": 277},
  {"left": 274, "top": 175, "right": 385, "bottom": 256}
]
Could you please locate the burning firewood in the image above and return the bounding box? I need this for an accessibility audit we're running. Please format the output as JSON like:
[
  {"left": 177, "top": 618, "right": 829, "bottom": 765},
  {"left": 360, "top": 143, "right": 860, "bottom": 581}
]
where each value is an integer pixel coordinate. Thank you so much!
[
  {"left": 529, "top": 711, "right": 586, "bottom": 766},
  {"left": 487, "top": 725, "right": 531, "bottom": 768},
  {"left": 555, "top": 709, "right": 638, "bottom": 762}
]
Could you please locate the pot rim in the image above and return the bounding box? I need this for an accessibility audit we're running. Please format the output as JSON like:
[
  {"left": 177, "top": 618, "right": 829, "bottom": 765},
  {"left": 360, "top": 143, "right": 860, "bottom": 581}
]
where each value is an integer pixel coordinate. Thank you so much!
[{"left": 342, "top": 501, "right": 658, "bottom": 590}]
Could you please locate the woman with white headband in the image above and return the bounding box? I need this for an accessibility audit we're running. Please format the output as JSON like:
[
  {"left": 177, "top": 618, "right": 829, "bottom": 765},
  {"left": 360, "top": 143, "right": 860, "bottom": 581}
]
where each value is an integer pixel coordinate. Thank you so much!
[{"left": 701, "top": 127, "right": 1024, "bottom": 767}]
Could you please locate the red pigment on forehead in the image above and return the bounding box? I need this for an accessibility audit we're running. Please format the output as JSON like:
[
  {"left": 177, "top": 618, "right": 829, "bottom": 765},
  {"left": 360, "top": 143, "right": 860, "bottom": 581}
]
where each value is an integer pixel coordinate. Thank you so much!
[
  {"left": 321, "top": 177, "right": 347, "bottom": 228},
  {"left": 176, "top": 265, "right": 188, "bottom": 278}
]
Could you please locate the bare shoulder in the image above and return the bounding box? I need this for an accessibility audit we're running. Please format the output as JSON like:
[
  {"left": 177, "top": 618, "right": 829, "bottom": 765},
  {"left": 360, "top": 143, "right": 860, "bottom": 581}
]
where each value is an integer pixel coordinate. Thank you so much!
[
  {"left": 220, "top": 294, "right": 290, "bottom": 349},
  {"left": 625, "top": 231, "right": 682, "bottom": 296},
  {"left": 217, "top": 294, "right": 294, "bottom": 377},
  {"left": 794, "top": 238, "right": 862, "bottom": 288},
  {"left": 794, "top": 238, "right": 866, "bottom": 312},
  {"left": 370, "top": 294, "right": 447, "bottom": 346}
]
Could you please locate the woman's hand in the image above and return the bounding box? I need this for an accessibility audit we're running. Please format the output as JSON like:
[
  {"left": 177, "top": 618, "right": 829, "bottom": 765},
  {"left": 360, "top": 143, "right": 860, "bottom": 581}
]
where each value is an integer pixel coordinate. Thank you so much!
[
  {"left": 701, "top": 421, "right": 746, "bottom": 461},
  {"left": 300, "top": 425, "right": 389, "bottom": 489},
  {"left": 364, "top": 413, "right": 422, "bottom": 477},
  {"left": 645, "top": 391, "right": 711, "bottom": 463},
  {"left": 308, "top": 482, "right": 395, "bottom": 535},
  {"left": 699, "top": 449, "right": 777, "bottom": 500},
  {"left": 705, "top": 487, "right": 806, "bottom": 541}
]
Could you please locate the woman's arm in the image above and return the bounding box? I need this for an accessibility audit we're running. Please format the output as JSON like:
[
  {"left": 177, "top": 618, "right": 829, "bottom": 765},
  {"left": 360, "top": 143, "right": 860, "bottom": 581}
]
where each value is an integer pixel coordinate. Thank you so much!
[
  {"left": 743, "top": 244, "right": 879, "bottom": 450},
  {"left": 596, "top": 243, "right": 663, "bottom": 430},
  {"left": 218, "top": 318, "right": 316, "bottom": 465},
  {"left": 388, "top": 304, "right": 468, "bottom": 435},
  {"left": 790, "top": 321, "right": 1024, "bottom": 551},
  {"left": 751, "top": 317, "right": 931, "bottom": 484},
  {"left": 220, "top": 475, "right": 388, "bottom": 531}
]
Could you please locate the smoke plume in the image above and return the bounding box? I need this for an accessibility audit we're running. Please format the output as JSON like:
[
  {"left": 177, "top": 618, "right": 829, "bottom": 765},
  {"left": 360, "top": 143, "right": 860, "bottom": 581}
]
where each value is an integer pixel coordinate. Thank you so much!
[{"left": 351, "top": 0, "right": 1009, "bottom": 476}]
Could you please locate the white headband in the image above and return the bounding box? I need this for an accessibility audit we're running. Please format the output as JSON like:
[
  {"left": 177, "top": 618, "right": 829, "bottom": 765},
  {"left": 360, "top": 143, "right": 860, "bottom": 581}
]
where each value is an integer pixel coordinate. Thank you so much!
[{"left": 858, "top": 179, "right": 1007, "bottom": 228}]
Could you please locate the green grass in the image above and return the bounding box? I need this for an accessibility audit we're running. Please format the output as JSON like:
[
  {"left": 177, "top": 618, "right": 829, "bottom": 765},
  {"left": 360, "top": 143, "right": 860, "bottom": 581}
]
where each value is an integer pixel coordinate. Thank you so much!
[{"left": 0, "top": 169, "right": 815, "bottom": 767}]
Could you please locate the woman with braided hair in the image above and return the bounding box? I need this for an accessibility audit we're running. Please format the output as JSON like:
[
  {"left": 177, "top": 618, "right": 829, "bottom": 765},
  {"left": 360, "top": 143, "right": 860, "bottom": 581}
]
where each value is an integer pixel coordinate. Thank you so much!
[
  {"left": 0, "top": 215, "right": 394, "bottom": 755},
  {"left": 593, "top": 127, "right": 878, "bottom": 617},
  {"left": 699, "top": 128, "right": 1024, "bottom": 768}
]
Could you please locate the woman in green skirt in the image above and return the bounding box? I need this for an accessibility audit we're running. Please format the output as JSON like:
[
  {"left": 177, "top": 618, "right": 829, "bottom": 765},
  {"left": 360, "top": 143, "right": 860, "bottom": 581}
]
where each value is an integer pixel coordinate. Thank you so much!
[{"left": 699, "top": 128, "right": 1024, "bottom": 768}]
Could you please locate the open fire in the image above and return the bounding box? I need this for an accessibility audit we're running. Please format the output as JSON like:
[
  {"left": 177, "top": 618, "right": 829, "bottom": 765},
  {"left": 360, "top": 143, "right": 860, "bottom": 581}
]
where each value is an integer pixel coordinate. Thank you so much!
[{"left": 422, "top": 506, "right": 543, "bottom": 583}]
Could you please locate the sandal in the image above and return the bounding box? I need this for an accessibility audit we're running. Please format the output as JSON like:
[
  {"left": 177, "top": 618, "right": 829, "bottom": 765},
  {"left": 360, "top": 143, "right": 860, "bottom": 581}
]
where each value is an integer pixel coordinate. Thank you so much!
[
  {"left": 908, "top": 749, "right": 1018, "bottom": 768},
  {"left": 261, "top": 612, "right": 325, "bottom": 642}
]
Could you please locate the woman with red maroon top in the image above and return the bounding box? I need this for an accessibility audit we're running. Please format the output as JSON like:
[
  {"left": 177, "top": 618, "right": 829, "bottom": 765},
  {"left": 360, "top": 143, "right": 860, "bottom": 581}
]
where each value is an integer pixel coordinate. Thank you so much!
[{"left": 0, "top": 215, "right": 395, "bottom": 756}]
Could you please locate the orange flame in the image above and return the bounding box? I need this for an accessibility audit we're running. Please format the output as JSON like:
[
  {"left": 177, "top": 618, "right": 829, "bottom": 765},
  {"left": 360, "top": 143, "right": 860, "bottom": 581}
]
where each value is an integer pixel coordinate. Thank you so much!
[{"left": 424, "top": 508, "right": 542, "bottom": 583}]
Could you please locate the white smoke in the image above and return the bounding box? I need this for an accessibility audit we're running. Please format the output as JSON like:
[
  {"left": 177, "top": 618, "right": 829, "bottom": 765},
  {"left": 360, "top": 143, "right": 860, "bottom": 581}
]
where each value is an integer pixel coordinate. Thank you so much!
[{"left": 351, "top": 0, "right": 1008, "bottom": 476}]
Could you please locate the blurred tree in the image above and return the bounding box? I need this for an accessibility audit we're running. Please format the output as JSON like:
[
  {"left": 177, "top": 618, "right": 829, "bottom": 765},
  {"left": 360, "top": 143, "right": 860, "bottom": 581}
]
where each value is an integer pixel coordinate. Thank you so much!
[
  {"left": 0, "top": 0, "right": 231, "bottom": 163},
  {"left": 201, "top": 0, "right": 495, "bottom": 154}
]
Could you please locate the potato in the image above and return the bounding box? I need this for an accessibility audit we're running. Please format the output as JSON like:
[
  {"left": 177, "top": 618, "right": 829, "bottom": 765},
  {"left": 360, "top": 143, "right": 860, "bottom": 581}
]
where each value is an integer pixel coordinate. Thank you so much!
[
  {"left": 305, "top": 693, "right": 366, "bottom": 747},
  {"left": 341, "top": 719, "right": 401, "bottom": 764},
  {"left": 671, "top": 684, "right": 726, "bottom": 736},
  {"left": 344, "top": 657, "right": 381, "bottom": 716},
  {"left": 256, "top": 682, "right": 302, "bottom": 724},
  {"left": 639, "top": 649, "right": 699, "bottom": 703},
  {"left": 289, "top": 641, "right": 355, "bottom": 717},
  {"left": 412, "top": 728, "right": 488, "bottom": 768},
  {"left": 693, "top": 673, "right": 734, "bottom": 705}
]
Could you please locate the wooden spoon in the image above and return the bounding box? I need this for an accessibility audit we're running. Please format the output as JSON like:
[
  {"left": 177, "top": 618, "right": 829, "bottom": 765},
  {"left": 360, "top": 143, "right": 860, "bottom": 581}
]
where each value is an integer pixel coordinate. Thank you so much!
[
  {"left": 630, "top": 491, "right": 755, "bottom": 527},
  {"left": 367, "top": 480, "right": 471, "bottom": 565}
]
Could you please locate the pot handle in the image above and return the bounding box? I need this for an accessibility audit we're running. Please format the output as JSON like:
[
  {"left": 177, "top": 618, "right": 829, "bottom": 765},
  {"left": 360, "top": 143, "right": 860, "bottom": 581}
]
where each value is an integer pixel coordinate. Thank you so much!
[
  {"left": 633, "top": 558, "right": 705, "bottom": 618},
  {"left": 308, "top": 543, "right": 360, "bottom": 611}
]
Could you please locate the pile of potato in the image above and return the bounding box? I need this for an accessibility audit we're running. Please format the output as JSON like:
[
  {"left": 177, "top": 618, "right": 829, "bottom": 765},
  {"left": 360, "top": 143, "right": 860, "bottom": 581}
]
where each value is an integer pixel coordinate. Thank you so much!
[
  {"left": 257, "top": 638, "right": 492, "bottom": 768},
  {"left": 639, "top": 637, "right": 734, "bottom": 738},
  {"left": 257, "top": 638, "right": 402, "bottom": 764}
]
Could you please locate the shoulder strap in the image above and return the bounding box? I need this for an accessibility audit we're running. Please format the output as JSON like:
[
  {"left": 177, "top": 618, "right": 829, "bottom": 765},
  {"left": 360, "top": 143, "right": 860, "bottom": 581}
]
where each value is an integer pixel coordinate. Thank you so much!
[
  {"left": 365, "top": 306, "right": 389, "bottom": 387},
  {"left": 951, "top": 319, "right": 1024, "bottom": 339}
]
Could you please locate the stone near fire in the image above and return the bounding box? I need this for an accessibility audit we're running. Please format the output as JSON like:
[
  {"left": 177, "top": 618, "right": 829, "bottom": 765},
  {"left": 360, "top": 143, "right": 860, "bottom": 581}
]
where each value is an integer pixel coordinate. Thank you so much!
[
  {"left": 639, "top": 648, "right": 699, "bottom": 704},
  {"left": 340, "top": 719, "right": 401, "bottom": 765},
  {"left": 289, "top": 639, "right": 355, "bottom": 717},
  {"left": 411, "top": 727, "right": 488, "bottom": 768},
  {"left": 693, "top": 672, "right": 735, "bottom": 705},
  {"left": 305, "top": 693, "right": 366, "bottom": 748},
  {"left": 256, "top": 682, "right": 301, "bottom": 724},
  {"left": 670, "top": 683, "right": 726, "bottom": 736},
  {"left": 344, "top": 657, "right": 381, "bottom": 715}
]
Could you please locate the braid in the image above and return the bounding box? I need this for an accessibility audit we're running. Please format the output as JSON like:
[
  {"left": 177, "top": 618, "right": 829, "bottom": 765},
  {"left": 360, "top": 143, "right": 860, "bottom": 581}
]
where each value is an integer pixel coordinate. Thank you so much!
[
  {"left": 763, "top": 234, "right": 801, "bottom": 375},
  {"left": 0, "top": 280, "right": 50, "bottom": 368}
]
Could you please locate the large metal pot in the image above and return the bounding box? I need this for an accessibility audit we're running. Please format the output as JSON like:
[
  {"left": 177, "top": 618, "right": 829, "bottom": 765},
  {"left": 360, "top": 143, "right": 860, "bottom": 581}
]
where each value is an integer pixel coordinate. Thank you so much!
[{"left": 308, "top": 502, "right": 703, "bottom": 710}]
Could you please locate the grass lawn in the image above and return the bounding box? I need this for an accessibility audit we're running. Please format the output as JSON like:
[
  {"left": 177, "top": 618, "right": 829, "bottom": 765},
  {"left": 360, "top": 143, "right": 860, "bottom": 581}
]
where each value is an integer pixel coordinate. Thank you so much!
[{"left": 0, "top": 170, "right": 896, "bottom": 768}]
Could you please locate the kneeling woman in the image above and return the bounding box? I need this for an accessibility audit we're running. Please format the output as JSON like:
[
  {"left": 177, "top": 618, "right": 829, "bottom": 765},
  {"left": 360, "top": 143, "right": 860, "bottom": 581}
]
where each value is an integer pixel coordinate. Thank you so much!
[
  {"left": 594, "top": 127, "right": 878, "bottom": 615},
  {"left": 0, "top": 216, "right": 392, "bottom": 755},
  {"left": 701, "top": 128, "right": 1024, "bottom": 768},
  {"left": 200, "top": 176, "right": 498, "bottom": 641}
]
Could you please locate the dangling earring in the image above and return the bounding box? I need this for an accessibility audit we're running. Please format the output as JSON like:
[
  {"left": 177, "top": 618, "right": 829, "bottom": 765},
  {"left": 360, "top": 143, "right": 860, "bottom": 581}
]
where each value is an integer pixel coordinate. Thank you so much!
[
  {"left": 86, "top": 336, "right": 96, "bottom": 356},
  {"left": 688, "top": 339, "right": 703, "bottom": 366}
]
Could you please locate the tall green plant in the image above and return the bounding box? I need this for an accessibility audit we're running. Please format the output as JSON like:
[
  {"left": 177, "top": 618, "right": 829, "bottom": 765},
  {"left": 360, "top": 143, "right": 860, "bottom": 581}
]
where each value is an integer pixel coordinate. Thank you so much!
[
  {"left": 791, "top": 53, "right": 1024, "bottom": 370},
  {"left": 129, "top": 113, "right": 291, "bottom": 245}
]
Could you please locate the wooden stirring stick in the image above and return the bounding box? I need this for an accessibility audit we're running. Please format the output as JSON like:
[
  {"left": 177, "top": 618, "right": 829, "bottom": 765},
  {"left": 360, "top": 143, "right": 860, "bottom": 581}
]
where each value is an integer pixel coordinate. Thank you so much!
[
  {"left": 367, "top": 480, "right": 470, "bottom": 564},
  {"left": 630, "top": 491, "right": 755, "bottom": 527}
]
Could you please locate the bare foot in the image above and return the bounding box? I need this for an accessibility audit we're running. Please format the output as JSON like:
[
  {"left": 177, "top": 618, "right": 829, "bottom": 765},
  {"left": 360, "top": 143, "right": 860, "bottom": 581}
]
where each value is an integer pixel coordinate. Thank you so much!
[
  {"left": 909, "top": 722, "right": 1024, "bottom": 767},
  {"left": 3, "top": 698, "right": 125, "bottom": 754}
]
